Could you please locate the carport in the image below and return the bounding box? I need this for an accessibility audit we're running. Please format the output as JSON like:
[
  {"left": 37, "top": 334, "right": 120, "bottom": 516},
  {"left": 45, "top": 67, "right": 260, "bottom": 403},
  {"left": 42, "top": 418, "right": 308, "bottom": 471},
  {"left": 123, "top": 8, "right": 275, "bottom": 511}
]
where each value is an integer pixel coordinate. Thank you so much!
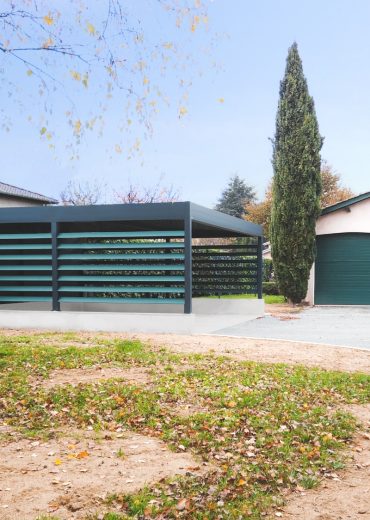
[{"left": 0, "top": 202, "right": 263, "bottom": 331}]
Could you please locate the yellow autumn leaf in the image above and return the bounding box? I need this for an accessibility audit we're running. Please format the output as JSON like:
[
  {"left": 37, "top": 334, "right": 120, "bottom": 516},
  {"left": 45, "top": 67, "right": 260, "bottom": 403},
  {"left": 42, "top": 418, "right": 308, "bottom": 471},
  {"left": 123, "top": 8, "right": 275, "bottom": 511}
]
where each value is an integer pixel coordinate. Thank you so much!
[
  {"left": 82, "top": 73, "right": 89, "bottom": 88},
  {"left": 54, "top": 458, "right": 62, "bottom": 465},
  {"left": 42, "top": 37, "right": 54, "bottom": 49},
  {"left": 43, "top": 13, "right": 54, "bottom": 26},
  {"left": 179, "top": 106, "right": 188, "bottom": 118},
  {"left": 70, "top": 70, "right": 81, "bottom": 81},
  {"left": 143, "top": 76, "right": 149, "bottom": 85},
  {"left": 227, "top": 401, "right": 236, "bottom": 408},
  {"left": 87, "top": 22, "right": 96, "bottom": 36},
  {"left": 218, "top": 97, "right": 225, "bottom": 103},
  {"left": 74, "top": 120, "right": 82, "bottom": 134},
  {"left": 237, "top": 478, "right": 247, "bottom": 486},
  {"left": 76, "top": 450, "right": 89, "bottom": 459},
  {"left": 26, "top": 69, "right": 33, "bottom": 76},
  {"left": 40, "top": 127, "right": 47, "bottom": 135}
]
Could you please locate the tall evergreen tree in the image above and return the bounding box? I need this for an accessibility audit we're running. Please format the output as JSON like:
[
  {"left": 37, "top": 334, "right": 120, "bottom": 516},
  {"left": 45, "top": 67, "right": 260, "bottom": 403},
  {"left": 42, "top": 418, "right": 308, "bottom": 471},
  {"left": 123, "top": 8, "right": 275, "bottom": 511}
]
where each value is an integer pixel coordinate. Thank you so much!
[
  {"left": 271, "top": 43, "right": 323, "bottom": 303},
  {"left": 216, "top": 175, "right": 256, "bottom": 218}
]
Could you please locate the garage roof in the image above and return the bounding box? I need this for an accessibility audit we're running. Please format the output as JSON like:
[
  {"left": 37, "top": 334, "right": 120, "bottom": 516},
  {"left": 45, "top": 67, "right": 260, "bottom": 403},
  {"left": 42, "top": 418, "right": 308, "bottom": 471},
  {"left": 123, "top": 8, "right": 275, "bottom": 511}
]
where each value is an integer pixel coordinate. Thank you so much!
[{"left": 321, "top": 191, "right": 370, "bottom": 215}]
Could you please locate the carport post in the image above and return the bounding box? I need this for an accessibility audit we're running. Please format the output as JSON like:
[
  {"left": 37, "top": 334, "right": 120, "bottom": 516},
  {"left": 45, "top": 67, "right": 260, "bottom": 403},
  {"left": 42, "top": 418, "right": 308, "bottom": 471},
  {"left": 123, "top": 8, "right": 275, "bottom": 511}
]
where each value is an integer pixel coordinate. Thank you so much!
[
  {"left": 257, "top": 236, "right": 263, "bottom": 299},
  {"left": 184, "top": 212, "right": 192, "bottom": 314},
  {"left": 51, "top": 221, "right": 60, "bottom": 311}
]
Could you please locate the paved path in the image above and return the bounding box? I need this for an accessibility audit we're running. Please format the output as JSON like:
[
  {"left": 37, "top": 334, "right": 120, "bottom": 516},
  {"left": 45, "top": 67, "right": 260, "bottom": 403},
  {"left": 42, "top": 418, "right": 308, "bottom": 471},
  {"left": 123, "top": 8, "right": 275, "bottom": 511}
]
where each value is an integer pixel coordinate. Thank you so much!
[{"left": 213, "top": 306, "right": 370, "bottom": 349}]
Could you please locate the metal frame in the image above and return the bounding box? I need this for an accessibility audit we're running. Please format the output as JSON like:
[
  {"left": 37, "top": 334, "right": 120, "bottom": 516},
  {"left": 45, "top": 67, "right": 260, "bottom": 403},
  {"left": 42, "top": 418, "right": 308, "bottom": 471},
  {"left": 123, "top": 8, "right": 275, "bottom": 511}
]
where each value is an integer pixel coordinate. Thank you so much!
[{"left": 0, "top": 202, "right": 263, "bottom": 313}]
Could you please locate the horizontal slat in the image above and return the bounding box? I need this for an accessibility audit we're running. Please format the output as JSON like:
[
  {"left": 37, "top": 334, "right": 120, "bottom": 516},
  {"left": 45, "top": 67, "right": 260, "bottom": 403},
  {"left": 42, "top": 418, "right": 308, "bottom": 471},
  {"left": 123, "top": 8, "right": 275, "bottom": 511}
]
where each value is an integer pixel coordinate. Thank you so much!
[
  {"left": 192, "top": 252, "right": 257, "bottom": 257},
  {"left": 0, "top": 233, "right": 51, "bottom": 240},
  {"left": 0, "top": 265, "right": 52, "bottom": 271},
  {"left": 192, "top": 245, "right": 258, "bottom": 250},
  {"left": 59, "top": 286, "right": 184, "bottom": 293},
  {"left": 0, "top": 276, "right": 52, "bottom": 281},
  {"left": 0, "top": 286, "right": 51, "bottom": 292},
  {"left": 0, "top": 244, "right": 51, "bottom": 250},
  {"left": 0, "top": 255, "right": 52, "bottom": 260},
  {"left": 58, "top": 254, "right": 184, "bottom": 260},
  {"left": 58, "top": 242, "right": 184, "bottom": 250},
  {"left": 58, "top": 264, "right": 184, "bottom": 271},
  {"left": 58, "top": 231, "right": 184, "bottom": 239},
  {"left": 0, "top": 296, "right": 52, "bottom": 302},
  {"left": 58, "top": 276, "right": 184, "bottom": 282},
  {"left": 59, "top": 297, "right": 184, "bottom": 304}
]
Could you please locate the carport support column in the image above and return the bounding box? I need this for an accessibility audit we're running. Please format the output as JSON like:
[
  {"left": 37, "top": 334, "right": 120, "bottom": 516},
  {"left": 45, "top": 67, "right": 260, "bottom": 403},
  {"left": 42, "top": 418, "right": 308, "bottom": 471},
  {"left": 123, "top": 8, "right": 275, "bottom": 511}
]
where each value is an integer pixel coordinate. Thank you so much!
[
  {"left": 51, "top": 221, "right": 60, "bottom": 311},
  {"left": 184, "top": 214, "right": 193, "bottom": 314},
  {"left": 257, "top": 236, "right": 263, "bottom": 299}
]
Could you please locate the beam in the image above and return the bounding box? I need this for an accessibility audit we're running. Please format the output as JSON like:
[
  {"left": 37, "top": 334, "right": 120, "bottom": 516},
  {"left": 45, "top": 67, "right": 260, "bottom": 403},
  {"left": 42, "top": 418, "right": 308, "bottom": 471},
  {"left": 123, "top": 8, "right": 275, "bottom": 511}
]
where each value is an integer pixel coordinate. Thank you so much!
[{"left": 184, "top": 212, "right": 193, "bottom": 314}]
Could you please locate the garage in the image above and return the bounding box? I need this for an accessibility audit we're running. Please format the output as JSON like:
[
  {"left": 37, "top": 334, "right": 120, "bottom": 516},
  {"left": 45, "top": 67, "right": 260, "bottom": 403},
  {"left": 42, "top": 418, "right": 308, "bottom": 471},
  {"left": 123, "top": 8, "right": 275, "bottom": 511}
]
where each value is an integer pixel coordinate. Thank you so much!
[
  {"left": 315, "top": 233, "right": 370, "bottom": 304},
  {"left": 306, "top": 192, "right": 370, "bottom": 305}
]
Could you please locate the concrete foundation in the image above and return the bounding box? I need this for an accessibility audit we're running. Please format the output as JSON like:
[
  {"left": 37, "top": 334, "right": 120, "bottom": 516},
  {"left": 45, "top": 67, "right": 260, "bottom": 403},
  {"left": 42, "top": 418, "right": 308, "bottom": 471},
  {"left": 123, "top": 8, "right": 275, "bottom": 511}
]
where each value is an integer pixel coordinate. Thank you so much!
[{"left": 0, "top": 298, "right": 264, "bottom": 334}]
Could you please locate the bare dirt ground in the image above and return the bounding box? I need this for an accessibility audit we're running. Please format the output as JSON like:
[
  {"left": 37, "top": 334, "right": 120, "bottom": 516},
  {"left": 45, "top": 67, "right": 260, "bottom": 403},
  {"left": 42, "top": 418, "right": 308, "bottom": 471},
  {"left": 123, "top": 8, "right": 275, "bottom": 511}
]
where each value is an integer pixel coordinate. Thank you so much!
[
  {"left": 133, "top": 334, "right": 370, "bottom": 374},
  {"left": 277, "top": 403, "right": 370, "bottom": 520},
  {"left": 0, "top": 429, "right": 206, "bottom": 520},
  {"left": 32, "top": 366, "right": 151, "bottom": 390}
]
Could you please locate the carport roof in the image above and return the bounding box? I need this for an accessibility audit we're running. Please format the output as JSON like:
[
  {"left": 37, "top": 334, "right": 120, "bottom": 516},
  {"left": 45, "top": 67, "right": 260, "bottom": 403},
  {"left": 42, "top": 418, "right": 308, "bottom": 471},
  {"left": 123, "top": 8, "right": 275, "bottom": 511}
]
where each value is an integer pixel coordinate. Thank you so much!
[
  {"left": 322, "top": 191, "right": 370, "bottom": 215},
  {"left": 0, "top": 201, "right": 263, "bottom": 238}
]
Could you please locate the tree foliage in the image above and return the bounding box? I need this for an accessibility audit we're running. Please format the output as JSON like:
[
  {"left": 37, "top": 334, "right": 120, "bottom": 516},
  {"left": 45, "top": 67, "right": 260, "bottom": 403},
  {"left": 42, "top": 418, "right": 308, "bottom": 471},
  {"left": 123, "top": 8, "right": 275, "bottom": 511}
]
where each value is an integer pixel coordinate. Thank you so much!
[
  {"left": 0, "top": 1, "right": 210, "bottom": 155},
  {"left": 215, "top": 174, "right": 256, "bottom": 218},
  {"left": 245, "top": 183, "right": 273, "bottom": 239},
  {"left": 247, "top": 164, "right": 354, "bottom": 240},
  {"left": 60, "top": 176, "right": 180, "bottom": 205},
  {"left": 270, "top": 43, "right": 323, "bottom": 303},
  {"left": 321, "top": 161, "right": 354, "bottom": 207}
]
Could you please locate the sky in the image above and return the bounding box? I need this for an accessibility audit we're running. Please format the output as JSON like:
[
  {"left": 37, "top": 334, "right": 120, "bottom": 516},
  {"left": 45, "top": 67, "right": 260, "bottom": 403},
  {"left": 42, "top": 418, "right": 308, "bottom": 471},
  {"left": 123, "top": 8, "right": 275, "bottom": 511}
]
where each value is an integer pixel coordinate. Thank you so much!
[{"left": 1, "top": 0, "right": 370, "bottom": 207}]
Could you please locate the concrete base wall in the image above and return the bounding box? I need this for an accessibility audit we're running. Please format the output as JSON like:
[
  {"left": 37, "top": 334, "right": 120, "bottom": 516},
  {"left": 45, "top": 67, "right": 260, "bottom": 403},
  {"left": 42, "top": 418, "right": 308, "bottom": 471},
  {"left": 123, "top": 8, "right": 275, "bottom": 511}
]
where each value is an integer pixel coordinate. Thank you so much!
[
  {"left": 193, "top": 298, "right": 264, "bottom": 315},
  {"left": 0, "top": 298, "right": 264, "bottom": 334}
]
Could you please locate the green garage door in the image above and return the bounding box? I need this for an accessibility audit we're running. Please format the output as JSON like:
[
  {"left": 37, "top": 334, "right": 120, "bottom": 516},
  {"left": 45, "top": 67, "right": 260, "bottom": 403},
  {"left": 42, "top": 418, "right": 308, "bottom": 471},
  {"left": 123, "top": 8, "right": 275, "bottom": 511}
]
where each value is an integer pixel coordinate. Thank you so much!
[{"left": 315, "top": 233, "right": 370, "bottom": 305}]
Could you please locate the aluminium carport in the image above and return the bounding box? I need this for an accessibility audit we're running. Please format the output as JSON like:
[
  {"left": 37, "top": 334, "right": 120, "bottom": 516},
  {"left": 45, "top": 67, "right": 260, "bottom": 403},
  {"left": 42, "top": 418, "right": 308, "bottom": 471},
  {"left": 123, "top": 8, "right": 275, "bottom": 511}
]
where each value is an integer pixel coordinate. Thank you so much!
[{"left": 0, "top": 201, "right": 263, "bottom": 315}]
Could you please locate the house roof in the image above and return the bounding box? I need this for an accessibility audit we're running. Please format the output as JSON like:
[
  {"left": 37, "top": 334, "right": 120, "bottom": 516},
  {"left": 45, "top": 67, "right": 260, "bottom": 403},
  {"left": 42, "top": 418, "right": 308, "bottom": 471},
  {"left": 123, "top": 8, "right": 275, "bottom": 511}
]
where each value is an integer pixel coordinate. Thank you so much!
[
  {"left": 0, "top": 181, "right": 58, "bottom": 204},
  {"left": 321, "top": 191, "right": 370, "bottom": 215}
]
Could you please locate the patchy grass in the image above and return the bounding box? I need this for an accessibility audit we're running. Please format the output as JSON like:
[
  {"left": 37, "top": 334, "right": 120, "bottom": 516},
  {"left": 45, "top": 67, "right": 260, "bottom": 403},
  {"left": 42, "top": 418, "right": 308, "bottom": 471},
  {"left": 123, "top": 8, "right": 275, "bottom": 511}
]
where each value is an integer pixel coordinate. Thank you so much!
[
  {"left": 206, "top": 293, "right": 286, "bottom": 304},
  {"left": 0, "top": 331, "right": 369, "bottom": 519}
]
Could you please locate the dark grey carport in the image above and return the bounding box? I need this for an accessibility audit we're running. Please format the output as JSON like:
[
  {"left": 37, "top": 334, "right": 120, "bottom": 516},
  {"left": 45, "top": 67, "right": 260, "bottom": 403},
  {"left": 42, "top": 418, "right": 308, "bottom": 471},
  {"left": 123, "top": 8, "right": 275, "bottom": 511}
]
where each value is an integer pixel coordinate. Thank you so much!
[{"left": 0, "top": 201, "right": 263, "bottom": 314}]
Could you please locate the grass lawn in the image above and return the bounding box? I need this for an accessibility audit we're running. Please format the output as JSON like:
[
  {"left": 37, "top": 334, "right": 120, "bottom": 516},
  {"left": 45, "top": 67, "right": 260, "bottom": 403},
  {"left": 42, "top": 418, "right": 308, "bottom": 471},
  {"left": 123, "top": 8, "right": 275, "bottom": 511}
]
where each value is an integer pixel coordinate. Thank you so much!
[
  {"left": 0, "top": 332, "right": 369, "bottom": 519},
  {"left": 207, "top": 293, "right": 286, "bottom": 304}
]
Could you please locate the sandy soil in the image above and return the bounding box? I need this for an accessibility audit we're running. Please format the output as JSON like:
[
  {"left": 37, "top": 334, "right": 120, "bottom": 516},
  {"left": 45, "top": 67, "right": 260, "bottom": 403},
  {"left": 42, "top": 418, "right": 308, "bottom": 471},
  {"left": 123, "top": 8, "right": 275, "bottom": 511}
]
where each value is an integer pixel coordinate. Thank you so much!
[
  {"left": 277, "top": 404, "right": 370, "bottom": 520},
  {"left": 131, "top": 334, "right": 370, "bottom": 374},
  {"left": 33, "top": 366, "right": 151, "bottom": 390},
  {"left": 0, "top": 429, "right": 205, "bottom": 520}
]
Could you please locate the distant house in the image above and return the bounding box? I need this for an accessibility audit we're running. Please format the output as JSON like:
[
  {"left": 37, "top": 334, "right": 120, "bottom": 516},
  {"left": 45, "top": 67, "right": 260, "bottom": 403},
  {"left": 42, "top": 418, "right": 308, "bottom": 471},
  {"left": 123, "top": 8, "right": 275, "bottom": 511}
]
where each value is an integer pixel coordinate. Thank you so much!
[{"left": 0, "top": 182, "right": 58, "bottom": 207}]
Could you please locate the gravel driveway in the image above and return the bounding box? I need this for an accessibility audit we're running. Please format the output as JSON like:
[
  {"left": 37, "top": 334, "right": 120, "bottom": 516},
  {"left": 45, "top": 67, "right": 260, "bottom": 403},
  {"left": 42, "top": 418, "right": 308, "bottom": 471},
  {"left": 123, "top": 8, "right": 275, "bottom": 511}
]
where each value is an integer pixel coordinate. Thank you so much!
[{"left": 213, "top": 306, "right": 370, "bottom": 350}]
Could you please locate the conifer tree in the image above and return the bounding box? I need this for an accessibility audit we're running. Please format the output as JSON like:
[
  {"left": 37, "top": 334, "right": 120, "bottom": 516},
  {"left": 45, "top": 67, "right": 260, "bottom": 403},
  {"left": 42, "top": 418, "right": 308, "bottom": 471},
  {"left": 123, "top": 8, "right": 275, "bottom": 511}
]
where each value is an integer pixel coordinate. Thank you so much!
[
  {"left": 216, "top": 175, "right": 256, "bottom": 218},
  {"left": 271, "top": 43, "right": 323, "bottom": 303}
]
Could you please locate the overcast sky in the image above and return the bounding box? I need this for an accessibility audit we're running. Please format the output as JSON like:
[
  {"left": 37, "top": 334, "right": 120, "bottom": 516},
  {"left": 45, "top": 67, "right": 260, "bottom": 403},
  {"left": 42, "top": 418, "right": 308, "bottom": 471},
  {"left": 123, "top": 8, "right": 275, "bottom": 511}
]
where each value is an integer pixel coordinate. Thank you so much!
[{"left": 1, "top": 0, "right": 370, "bottom": 206}]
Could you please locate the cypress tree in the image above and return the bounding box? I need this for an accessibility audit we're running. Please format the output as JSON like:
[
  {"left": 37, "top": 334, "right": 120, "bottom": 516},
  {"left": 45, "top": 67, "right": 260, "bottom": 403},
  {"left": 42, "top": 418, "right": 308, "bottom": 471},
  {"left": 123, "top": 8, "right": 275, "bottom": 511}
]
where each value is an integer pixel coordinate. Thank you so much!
[{"left": 271, "top": 43, "right": 323, "bottom": 303}]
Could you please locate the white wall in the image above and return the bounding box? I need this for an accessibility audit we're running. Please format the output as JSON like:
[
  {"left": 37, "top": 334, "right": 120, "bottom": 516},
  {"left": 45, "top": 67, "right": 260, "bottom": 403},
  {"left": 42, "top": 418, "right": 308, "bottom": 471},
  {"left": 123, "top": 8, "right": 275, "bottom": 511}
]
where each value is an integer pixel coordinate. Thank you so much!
[
  {"left": 316, "top": 198, "right": 370, "bottom": 235},
  {"left": 0, "top": 195, "right": 44, "bottom": 207}
]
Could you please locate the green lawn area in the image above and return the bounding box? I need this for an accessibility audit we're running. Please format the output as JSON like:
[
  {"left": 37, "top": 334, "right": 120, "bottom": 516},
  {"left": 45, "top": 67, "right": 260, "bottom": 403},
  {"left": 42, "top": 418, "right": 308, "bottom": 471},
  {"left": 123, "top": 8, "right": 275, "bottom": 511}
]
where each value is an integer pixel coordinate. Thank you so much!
[
  {"left": 0, "top": 332, "right": 368, "bottom": 519},
  {"left": 207, "top": 293, "right": 286, "bottom": 304}
]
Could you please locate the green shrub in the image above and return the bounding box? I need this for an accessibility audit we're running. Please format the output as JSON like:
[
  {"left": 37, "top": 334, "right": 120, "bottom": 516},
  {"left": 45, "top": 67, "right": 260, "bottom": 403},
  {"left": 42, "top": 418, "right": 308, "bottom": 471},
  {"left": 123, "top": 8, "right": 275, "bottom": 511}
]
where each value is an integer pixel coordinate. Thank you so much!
[
  {"left": 263, "top": 281, "right": 280, "bottom": 295},
  {"left": 263, "top": 258, "right": 274, "bottom": 282}
]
